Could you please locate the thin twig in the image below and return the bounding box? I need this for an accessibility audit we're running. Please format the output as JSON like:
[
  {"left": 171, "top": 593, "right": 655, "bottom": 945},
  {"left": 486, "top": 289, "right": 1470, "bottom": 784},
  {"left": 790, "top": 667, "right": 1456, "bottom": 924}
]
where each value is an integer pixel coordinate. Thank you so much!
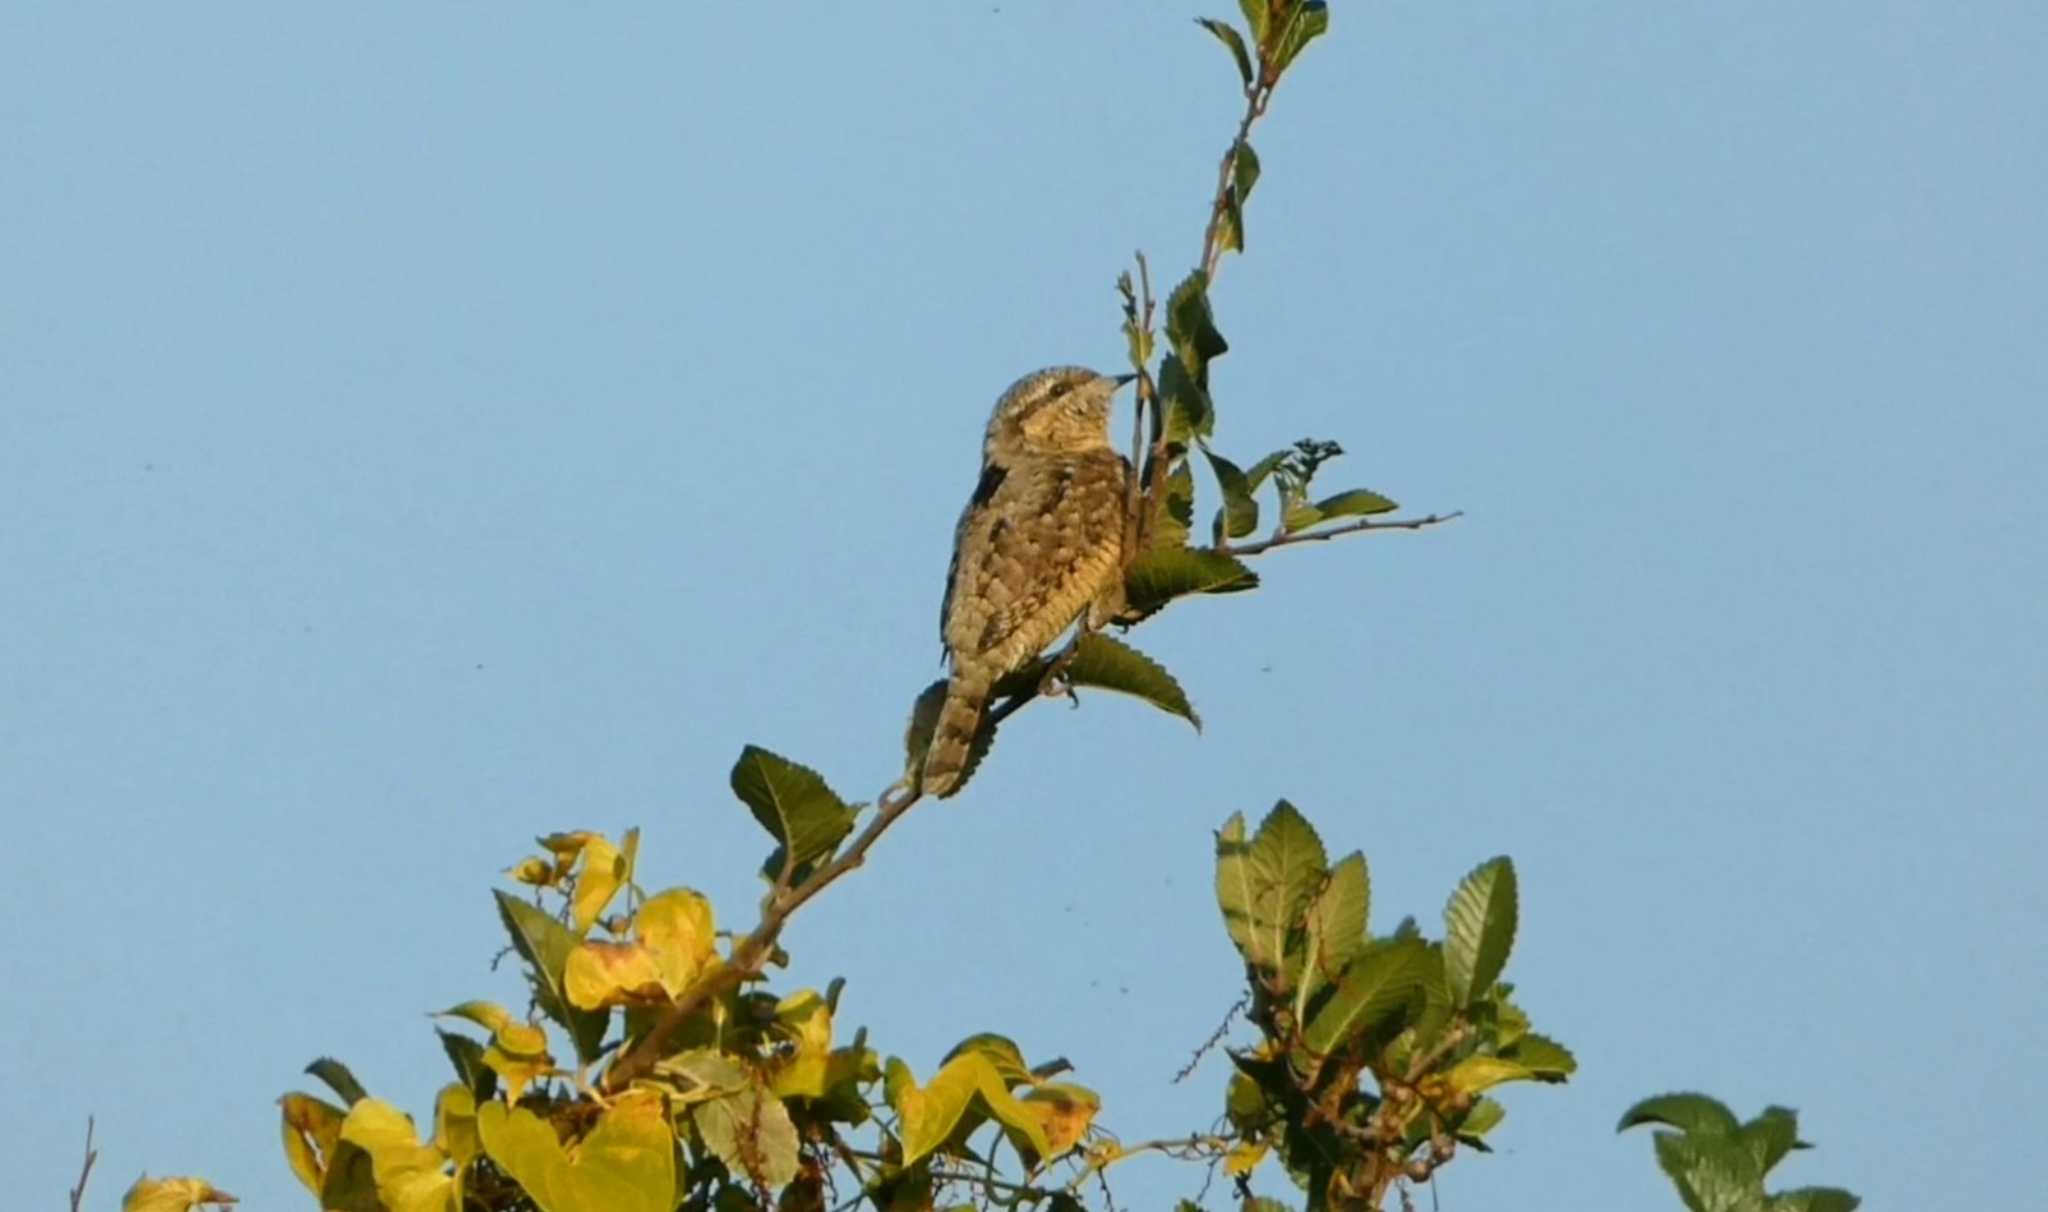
[
  {"left": 1173, "top": 993, "right": 1247, "bottom": 1083},
  {"left": 68, "top": 1117, "right": 97, "bottom": 1212},
  {"left": 1227, "top": 511, "right": 1464, "bottom": 557},
  {"left": 604, "top": 783, "right": 927, "bottom": 1092},
  {"left": 1198, "top": 81, "right": 1272, "bottom": 284}
]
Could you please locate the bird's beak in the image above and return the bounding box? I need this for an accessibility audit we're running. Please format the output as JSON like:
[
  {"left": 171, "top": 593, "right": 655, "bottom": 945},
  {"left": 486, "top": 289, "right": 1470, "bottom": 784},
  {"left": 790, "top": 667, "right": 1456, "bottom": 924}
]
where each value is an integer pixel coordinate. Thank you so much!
[{"left": 1109, "top": 373, "right": 1138, "bottom": 389}]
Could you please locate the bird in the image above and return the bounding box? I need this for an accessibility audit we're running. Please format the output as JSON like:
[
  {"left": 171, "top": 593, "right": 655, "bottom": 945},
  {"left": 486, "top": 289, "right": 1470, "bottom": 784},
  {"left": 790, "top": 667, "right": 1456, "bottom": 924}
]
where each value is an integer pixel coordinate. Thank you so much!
[{"left": 922, "top": 365, "right": 1135, "bottom": 798}]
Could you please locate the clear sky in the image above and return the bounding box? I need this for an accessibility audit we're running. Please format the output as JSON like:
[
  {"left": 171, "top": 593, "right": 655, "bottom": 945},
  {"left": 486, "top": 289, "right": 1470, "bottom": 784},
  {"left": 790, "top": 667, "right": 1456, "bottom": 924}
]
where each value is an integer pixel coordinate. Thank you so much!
[{"left": 4, "top": 3, "right": 2041, "bottom": 1209}]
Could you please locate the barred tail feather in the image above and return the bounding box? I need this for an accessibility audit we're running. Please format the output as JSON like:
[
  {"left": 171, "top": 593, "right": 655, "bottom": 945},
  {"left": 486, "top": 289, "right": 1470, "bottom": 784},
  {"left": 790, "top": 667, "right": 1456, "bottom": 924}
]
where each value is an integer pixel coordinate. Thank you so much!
[{"left": 921, "top": 672, "right": 991, "bottom": 798}]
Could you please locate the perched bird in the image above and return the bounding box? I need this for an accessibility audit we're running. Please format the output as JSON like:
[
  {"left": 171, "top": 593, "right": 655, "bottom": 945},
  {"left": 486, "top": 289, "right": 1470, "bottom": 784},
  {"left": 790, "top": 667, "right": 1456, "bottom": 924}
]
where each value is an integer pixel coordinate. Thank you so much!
[{"left": 923, "top": 365, "right": 1135, "bottom": 797}]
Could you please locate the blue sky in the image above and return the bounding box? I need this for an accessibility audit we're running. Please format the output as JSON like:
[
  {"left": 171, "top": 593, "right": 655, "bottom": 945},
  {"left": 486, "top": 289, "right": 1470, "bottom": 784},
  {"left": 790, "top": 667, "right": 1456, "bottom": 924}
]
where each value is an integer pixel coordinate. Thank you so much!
[{"left": 4, "top": 3, "right": 2042, "bottom": 1208}]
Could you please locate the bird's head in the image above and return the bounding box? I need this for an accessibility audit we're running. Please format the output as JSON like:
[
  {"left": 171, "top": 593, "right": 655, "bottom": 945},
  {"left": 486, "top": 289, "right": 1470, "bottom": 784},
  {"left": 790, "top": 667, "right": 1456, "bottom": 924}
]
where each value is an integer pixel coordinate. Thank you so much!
[{"left": 984, "top": 365, "right": 1135, "bottom": 458}]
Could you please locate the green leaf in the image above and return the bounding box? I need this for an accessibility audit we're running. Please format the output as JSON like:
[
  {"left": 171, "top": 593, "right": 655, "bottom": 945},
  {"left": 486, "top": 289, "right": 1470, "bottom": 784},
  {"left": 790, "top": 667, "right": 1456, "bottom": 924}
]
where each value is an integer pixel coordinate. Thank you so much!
[
  {"left": 1125, "top": 546, "right": 1258, "bottom": 615},
  {"left": 1454, "top": 1097, "right": 1506, "bottom": 1149},
  {"left": 1619, "top": 1092, "right": 1742, "bottom": 1138},
  {"left": 1159, "top": 355, "right": 1214, "bottom": 446},
  {"left": 1217, "top": 190, "right": 1245, "bottom": 255},
  {"left": 1767, "top": 1189, "right": 1860, "bottom": 1212},
  {"left": 1501, "top": 1032, "right": 1576, "bottom": 1081},
  {"left": 1292, "top": 852, "right": 1368, "bottom": 1028},
  {"left": 1165, "top": 271, "right": 1228, "bottom": 381},
  {"left": 1311, "top": 488, "right": 1398, "bottom": 519},
  {"left": 1237, "top": 0, "right": 1271, "bottom": 47},
  {"left": 1062, "top": 633, "right": 1201, "bottom": 729},
  {"left": 1281, "top": 499, "right": 1323, "bottom": 533},
  {"left": 1205, "top": 449, "right": 1259, "bottom": 541},
  {"left": 1300, "top": 937, "right": 1432, "bottom": 1064},
  {"left": 1443, "top": 857, "right": 1517, "bottom": 1006},
  {"left": 693, "top": 1085, "right": 801, "bottom": 1190},
  {"left": 1653, "top": 1131, "right": 1765, "bottom": 1212},
  {"left": 436, "top": 1030, "right": 498, "bottom": 1101},
  {"left": 1244, "top": 449, "right": 1290, "bottom": 492},
  {"left": 1271, "top": 1, "right": 1329, "bottom": 75},
  {"left": 305, "top": 1057, "right": 368, "bottom": 1107},
  {"left": 1196, "top": 18, "right": 1254, "bottom": 86},
  {"left": 903, "top": 679, "right": 947, "bottom": 779},
  {"left": 1739, "top": 1106, "right": 1808, "bottom": 1176},
  {"left": 1149, "top": 460, "right": 1196, "bottom": 551},
  {"left": 1217, "top": 801, "right": 1327, "bottom": 981},
  {"left": 493, "top": 891, "right": 610, "bottom": 1065},
  {"left": 1234, "top": 140, "right": 1263, "bottom": 205},
  {"left": 730, "top": 744, "right": 857, "bottom": 877}
]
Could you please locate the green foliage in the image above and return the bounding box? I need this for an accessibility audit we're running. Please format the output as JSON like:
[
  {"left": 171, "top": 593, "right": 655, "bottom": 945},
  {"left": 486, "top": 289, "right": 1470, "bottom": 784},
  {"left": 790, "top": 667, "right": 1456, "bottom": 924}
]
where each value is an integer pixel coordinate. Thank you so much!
[
  {"left": 1214, "top": 803, "right": 1572, "bottom": 1209},
  {"left": 729, "top": 744, "right": 858, "bottom": 880},
  {"left": 493, "top": 890, "right": 609, "bottom": 1064},
  {"left": 1124, "top": 545, "right": 1258, "bottom": 616},
  {"left": 1620, "top": 1095, "right": 1859, "bottom": 1212}
]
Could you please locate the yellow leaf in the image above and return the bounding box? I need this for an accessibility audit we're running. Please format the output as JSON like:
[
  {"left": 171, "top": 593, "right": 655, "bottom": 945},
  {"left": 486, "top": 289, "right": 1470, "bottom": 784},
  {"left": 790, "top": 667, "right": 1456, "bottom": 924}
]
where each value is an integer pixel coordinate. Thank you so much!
[
  {"left": 1444, "top": 1055, "right": 1536, "bottom": 1097},
  {"left": 1224, "top": 1140, "right": 1269, "bottom": 1177},
  {"left": 565, "top": 940, "right": 670, "bottom": 1010},
  {"left": 437, "top": 1000, "right": 516, "bottom": 1035},
  {"left": 1021, "top": 1083, "right": 1099, "bottom": 1159},
  {"left": 434, "top": 1084, "right": 481, "bottom": 1167},
  {"left": 570, "top": 834, "right": 626, "bottom": 933},
  {"left": 475, "top": 1089, "right": 675, "bottom": 1212},
  {"left": 635, "top": 889, "right": 717, "bottom": 996},
  {"left": 278, "top": 1092, "right": 346, "bottom": 1195},
  {"left": 121, "top": 1176, "right": 237, "bottom": 1212},
  {"left": 891, "top": 1053, "right": 1051, "bottom": 1167},
  {"left": 768, "top": 989, "right": 835, "bottom": 1099},
  {"left": 505, "top": 857, "right": 560, "bottom": 888},
  {"left": 340, "top": 1098, "right": 458, "bottom": 1212}
]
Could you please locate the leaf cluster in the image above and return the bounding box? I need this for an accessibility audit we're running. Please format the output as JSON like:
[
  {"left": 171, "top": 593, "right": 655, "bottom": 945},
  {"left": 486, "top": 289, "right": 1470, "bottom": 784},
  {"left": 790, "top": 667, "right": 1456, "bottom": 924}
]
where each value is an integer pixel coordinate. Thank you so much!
[
  {"left": 1210, "top": 804, "right": 1572, "bottom": 1210},
  {"left": 1619, "top": 1095, "right": 1860, "bottom": 1212}
]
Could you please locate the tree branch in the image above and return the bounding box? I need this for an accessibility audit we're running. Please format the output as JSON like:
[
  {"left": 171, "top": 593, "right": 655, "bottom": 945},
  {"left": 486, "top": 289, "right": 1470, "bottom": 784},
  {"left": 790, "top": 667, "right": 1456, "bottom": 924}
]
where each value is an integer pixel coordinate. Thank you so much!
[
  {"left": 1228, "top": 510, "right": 1464, "bottom": 557},
  {"left": 603, "top": 781, "right": 927, "bottom": 1092},
  {"left": 68, "top": 1117, "right": 97, "bottom": 1212}
]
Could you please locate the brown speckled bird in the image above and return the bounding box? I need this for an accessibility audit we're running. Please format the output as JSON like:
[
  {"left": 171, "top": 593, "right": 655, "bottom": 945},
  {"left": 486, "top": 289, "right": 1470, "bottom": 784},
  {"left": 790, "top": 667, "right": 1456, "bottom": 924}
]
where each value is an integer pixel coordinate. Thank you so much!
[{"left": 922, "top": 365, "right": 1134, "bottom": 798}]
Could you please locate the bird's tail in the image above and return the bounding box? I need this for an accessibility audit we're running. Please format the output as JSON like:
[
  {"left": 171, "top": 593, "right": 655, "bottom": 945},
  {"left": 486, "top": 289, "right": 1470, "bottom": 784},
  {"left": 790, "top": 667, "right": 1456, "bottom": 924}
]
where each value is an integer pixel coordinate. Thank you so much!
[{"left": 920, "top": 671, "right": 992, "bottom": 799}]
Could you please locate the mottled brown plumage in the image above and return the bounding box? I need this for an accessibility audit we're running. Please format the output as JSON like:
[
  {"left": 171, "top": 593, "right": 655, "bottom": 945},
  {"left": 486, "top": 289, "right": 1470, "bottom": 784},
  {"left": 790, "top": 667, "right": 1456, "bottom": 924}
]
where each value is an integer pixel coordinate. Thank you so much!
[{"left": 923, "top": 366, "right": 1132, "bottom": 797}]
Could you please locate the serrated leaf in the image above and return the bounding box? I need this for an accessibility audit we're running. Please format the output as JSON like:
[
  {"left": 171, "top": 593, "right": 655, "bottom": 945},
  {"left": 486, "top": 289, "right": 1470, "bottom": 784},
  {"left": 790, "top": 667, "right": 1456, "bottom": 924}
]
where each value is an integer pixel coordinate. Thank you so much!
[
  {"left": 1197, "top": 18, "right": 1254, "bottom": 86},
  {"left": 1653, "top": 1131, "right": 1764, "bottom": 1212},
  {"left": 1148, "top": 460, "right": 1196, "bottom": 551},
  {"left": 306, "top": 1057, "right": 369, "bottom": 1107},
  {"left": 1443, "top": 856, "right": 1517, "bottom": 1007},
  {"left": 1312, "top": 488, "right": 1398, "bottom": 520},
  {"left": 1205, "top": 449, "right": 1259, "bottom": 541},
  {"left": 1767, "top": 1189, "right": 1860, "bottom": 1212},
  {"left": 1454, "top": 1097, "right": 1506, "bottom": 1147},
  {"left": 1060, "top": 633, "right": 1200, "bottom": 729},
  {"left": 1292, "top": 852, "right": 1368, "bottom": 1028},
  {"left": 1281, "top": 500, "right": 1322, "bottom": 532},
  {"left": 1217, "top": 190, "right": 1245, "bottom": 255},
  {"left": 1300, "top": 937, "right": 1432, "bottom": 1064},
  {"left": 1159, "top": 355, "right": 1214, "bottom": 446},
  {"left": 1619, "top": 1092, "right": 1743, "bottom": 1138},
  {"left": 1271, "top": 1, "right": 1329, "bottom": 74},
  {"left": 1165, "top": 271, "right": 1228, "bottom": 381},
  {"left": 1244, "top": 449, "right": 1290, "bottom": 491},
  {"left": 1739, "top": 1106, "right": 1807, "bottom": 1176},
  {"left": 1234, "top": 140, "right": 1262, "bottom": 204},
  {"left": 1244, "top": 801, "right": 1328, "bottom": 980},
  {"left": 1125, "top": 547, "right": 1257, "bottom": 615},
  {"left": 730, "top": 745, "right": 856, "bottom": 878},
  {"left": 493, "top": 892, "right": 610, "bottom": 1065},
  {"left": 1501, "top": 1032, "right": 1576, "bottom": 1081}
]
